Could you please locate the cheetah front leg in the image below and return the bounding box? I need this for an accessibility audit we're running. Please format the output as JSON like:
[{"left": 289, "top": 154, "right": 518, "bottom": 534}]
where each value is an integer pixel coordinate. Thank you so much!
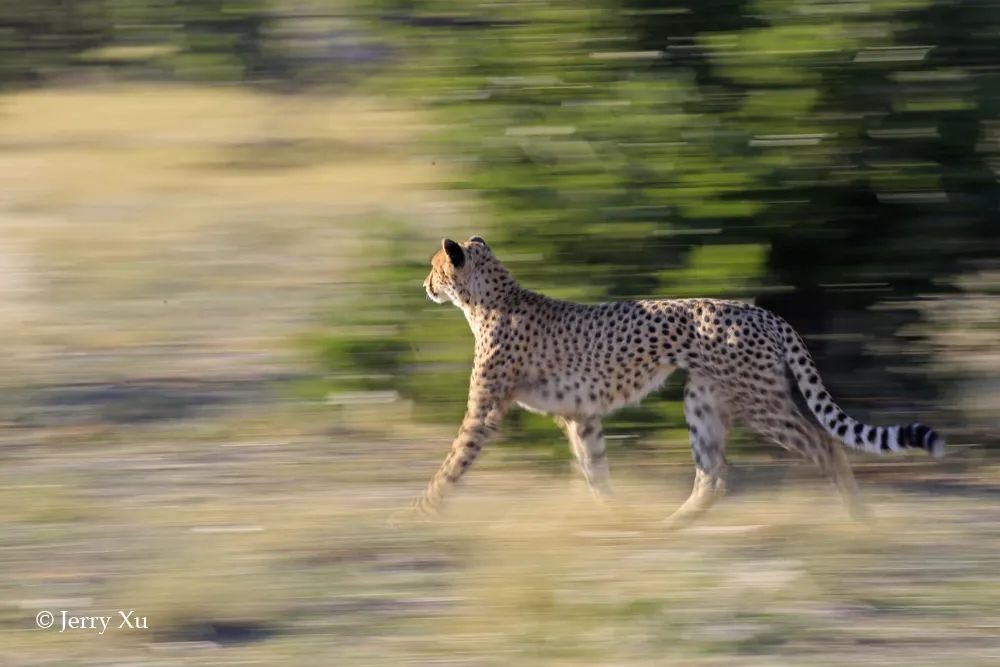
[
  {"left": 558, "top": 416, "right": 613, "bottom": 500},
  {"left": 406, "top": 393, "right": 510, "bottom": 520},
  {"left": 662, "top": 375, "right": 731, "bottom": 528}
]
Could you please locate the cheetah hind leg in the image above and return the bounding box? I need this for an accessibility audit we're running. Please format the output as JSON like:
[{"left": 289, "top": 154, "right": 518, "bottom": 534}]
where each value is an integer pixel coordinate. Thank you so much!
[
  {"left": 742, "top": 392, "right": 868, "bottom": 521},
  {"left": 662, "top": 375, "right": 731, "bottom": 529}
]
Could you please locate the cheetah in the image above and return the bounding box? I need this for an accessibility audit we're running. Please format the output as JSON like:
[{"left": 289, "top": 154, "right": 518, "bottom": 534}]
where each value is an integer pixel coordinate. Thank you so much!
[{"left": 406, "top": 236, "right": 944, "bottom": 526}]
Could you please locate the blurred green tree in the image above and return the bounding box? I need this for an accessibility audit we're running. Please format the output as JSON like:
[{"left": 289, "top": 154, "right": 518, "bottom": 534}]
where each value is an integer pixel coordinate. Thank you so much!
[
  {"left": 327, "top": 0, "right": 998, "bottom": 447},
  {"left": 0, "top": 0, "right": 272, "bottom": 84},
  {"left": 0, "top": 0, "right": 111, "bottom": 84}
]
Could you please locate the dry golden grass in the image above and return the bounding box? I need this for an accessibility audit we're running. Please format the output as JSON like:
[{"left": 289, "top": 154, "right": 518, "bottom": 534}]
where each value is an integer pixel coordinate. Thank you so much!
[
  {"left": 3, "top": 434, "right": 999, "bottom": 667},
  {"left": 0, "top": 86, "right": 444, "bottom": 208},
  {"left": 0, "top": 85, "right": 469, "bottom": 382}
]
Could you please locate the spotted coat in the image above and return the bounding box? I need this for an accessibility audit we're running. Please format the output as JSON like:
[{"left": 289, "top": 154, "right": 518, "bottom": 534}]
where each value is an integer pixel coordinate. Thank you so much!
[{"left": 409, "top": 237, "right": 944, "bottom": 524}]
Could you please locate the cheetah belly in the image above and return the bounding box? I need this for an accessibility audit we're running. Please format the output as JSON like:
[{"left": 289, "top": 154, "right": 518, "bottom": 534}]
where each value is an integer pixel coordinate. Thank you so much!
[
  {"left": 515, "top": 383, "right": 596, "bottom": 417},
  {"left": 602, "top": 365, "right": 677, "bottom": 413},
  {"left": 514, "top": 365, "right": 676, "bottom": 418}
]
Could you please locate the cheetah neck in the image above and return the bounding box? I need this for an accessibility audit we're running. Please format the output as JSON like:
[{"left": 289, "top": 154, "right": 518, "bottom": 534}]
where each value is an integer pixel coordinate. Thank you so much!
[
  {"left": 458, "top": 283, "right": 535, "bottom": 338},
  {"left": 455, "top": 269, "right": 523, "bottom": 315}
]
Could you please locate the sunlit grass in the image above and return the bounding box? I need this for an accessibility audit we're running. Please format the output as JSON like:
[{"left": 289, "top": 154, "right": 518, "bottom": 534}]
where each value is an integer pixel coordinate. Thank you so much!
[
  {"left": 0, "top": 85, "right": 467, "bottom": 382},
  {"left": 4, "top": 451, "right": 998, "bottom": 666}
]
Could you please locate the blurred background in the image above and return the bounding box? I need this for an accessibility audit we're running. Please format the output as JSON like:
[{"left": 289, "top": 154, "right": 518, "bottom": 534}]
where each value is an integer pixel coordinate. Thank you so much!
[{"left": 0, "top": 0, "right": 998, "bottom": 665}]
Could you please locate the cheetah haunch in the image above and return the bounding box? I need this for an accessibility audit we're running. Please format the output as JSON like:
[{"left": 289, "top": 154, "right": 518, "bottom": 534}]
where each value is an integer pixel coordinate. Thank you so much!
[{"left": 406, "top": 236, "right": 943, "bottom": 526}]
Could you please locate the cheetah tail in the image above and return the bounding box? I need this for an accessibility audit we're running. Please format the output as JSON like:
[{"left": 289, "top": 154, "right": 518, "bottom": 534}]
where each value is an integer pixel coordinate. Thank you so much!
[{"left": 780, "top": 322, "right": 944, "bottom": 458}]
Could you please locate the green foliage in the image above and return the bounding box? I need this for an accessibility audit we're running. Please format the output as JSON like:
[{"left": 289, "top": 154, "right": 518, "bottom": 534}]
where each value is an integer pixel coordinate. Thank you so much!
[
  {"left": 0, "top": 0, "right": 271, "bottom": 84},
  {"left": 336, "top": 0, "right": 999, "bottom": 437},
  {"left": 307, "top": 229, "right": 471, "bottom": 425},
  {"left": 659, "top": 244, "right": 769, "bottom": 298},
  {"left": 0, "top": 0, "right": 111, "bottom": 84}
]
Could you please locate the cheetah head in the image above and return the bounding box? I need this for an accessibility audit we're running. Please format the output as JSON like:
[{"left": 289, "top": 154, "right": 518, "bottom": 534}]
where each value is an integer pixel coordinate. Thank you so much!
[{"left": 423, "top": 236, "right": 497, "bottom": 307}]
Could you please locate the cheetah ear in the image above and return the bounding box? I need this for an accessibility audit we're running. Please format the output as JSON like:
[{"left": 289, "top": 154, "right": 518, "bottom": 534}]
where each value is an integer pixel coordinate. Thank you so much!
[
  {"left": 469, "top": 235, "right": 489, "bottom": 249},
  {"left": 442, "top": 238, "right": 465, "bottom": 269}
]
